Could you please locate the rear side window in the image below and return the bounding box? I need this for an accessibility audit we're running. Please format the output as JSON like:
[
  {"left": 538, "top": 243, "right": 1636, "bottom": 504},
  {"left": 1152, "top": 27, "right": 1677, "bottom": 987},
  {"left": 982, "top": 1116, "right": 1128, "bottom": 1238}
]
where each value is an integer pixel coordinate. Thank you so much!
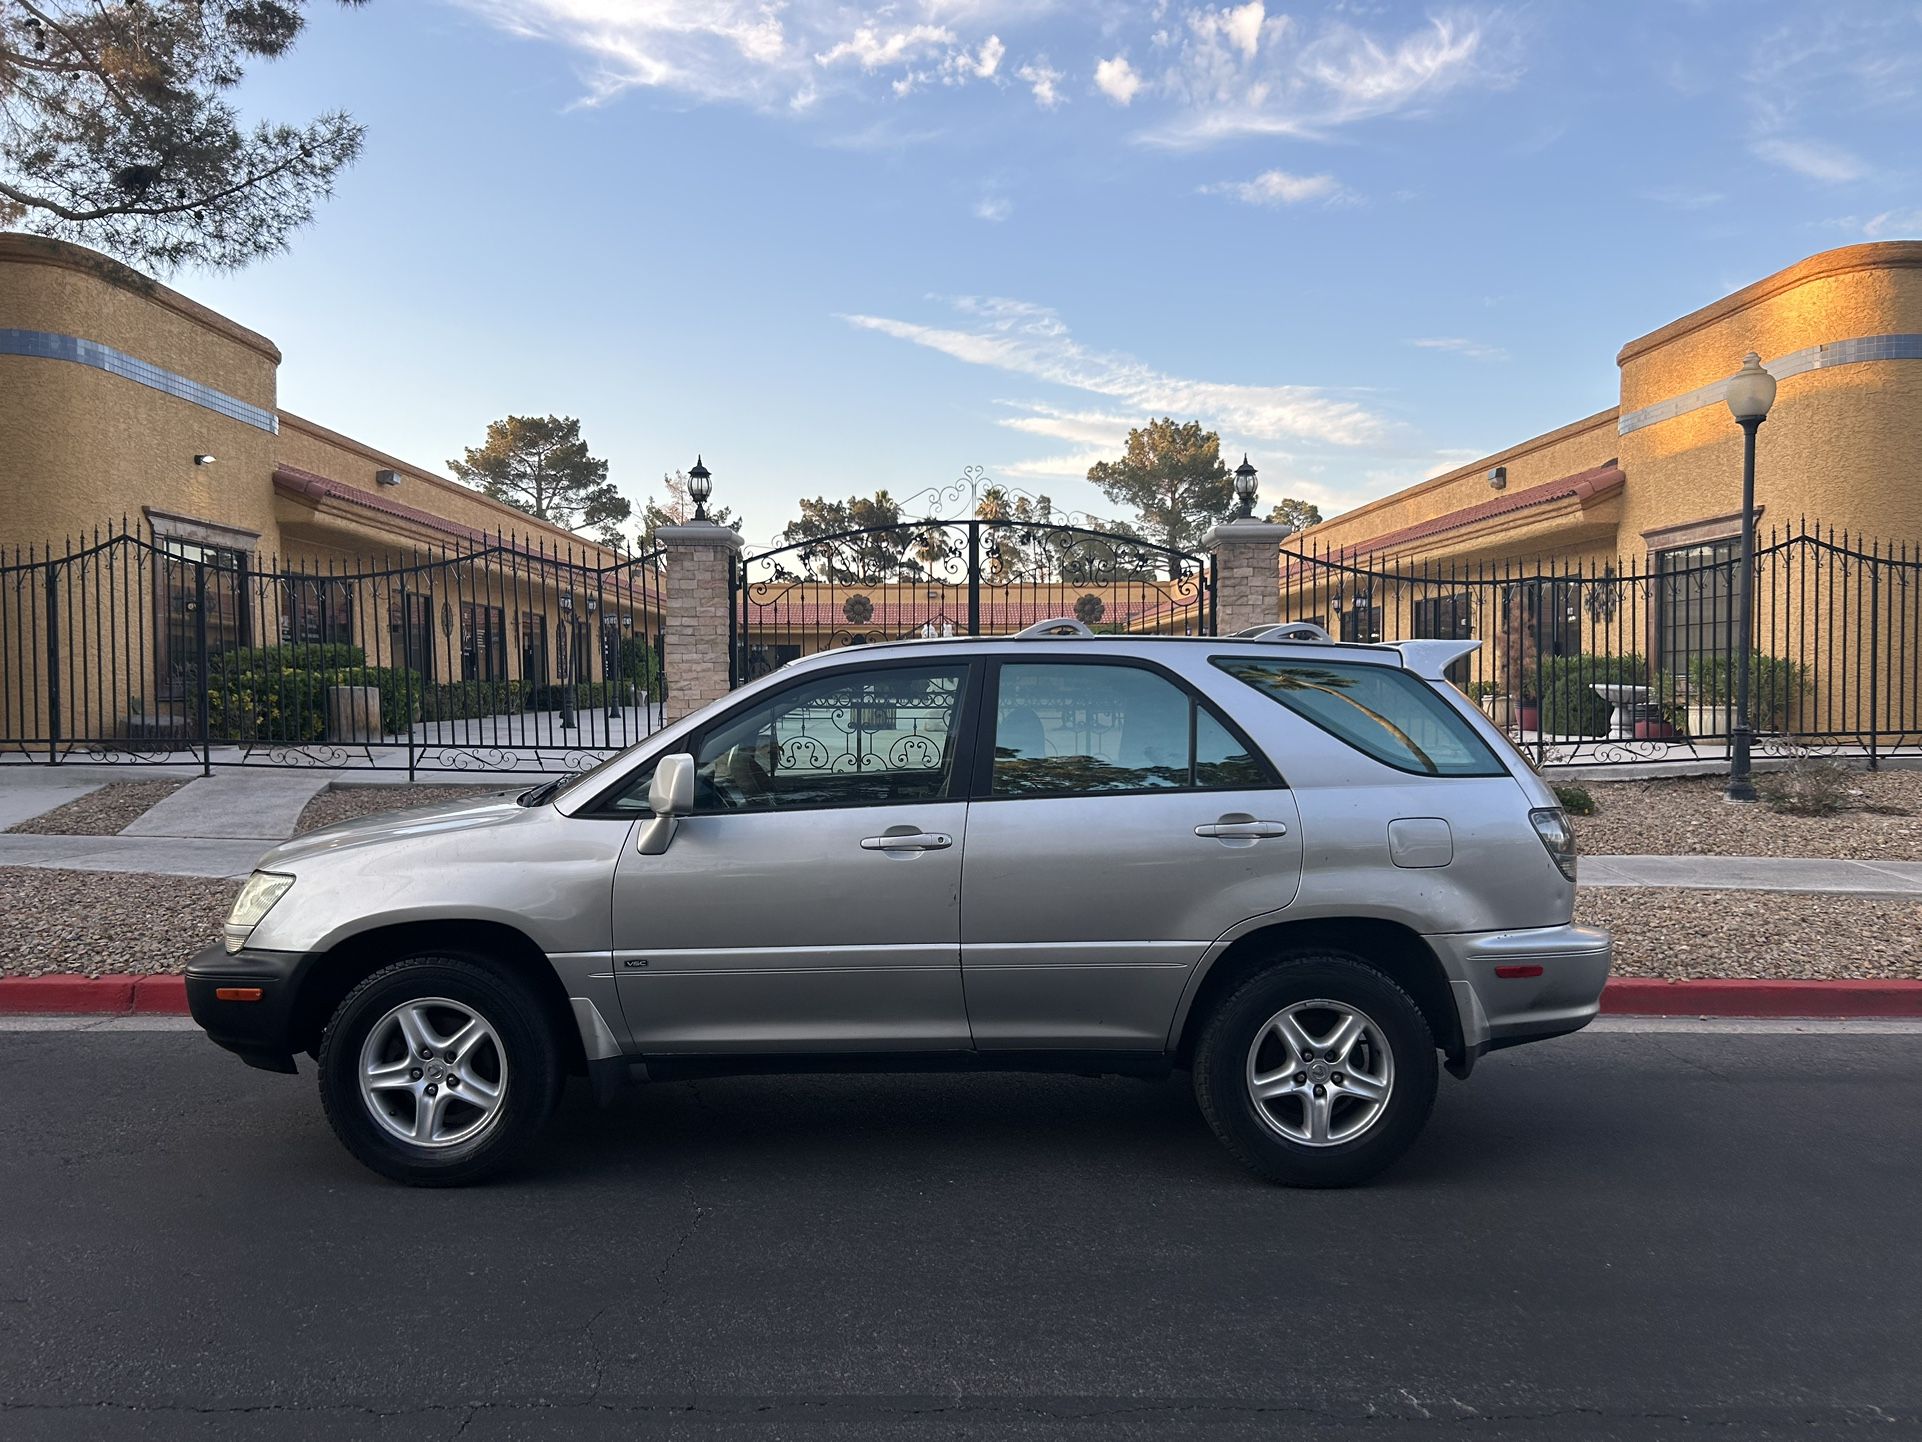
[{"left": 1212, "top": 657, "right": 1506, "bottom": 777}]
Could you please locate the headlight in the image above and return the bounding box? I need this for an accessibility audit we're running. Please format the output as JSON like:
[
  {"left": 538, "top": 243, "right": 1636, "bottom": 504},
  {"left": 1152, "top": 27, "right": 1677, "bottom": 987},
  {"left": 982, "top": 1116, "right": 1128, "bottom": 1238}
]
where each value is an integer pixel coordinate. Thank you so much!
[
  {"left": 1529, "top": 807, "right": 1577, "bottom": 883},
  {"left": 224, "top": 871, "right": 294, "bottom": 953}
]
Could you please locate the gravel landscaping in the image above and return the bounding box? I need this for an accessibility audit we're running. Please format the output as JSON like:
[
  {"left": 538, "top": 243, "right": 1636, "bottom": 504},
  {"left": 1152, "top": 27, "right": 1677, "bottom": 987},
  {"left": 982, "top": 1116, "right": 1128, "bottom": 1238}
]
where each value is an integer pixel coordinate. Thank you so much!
[
  {"left": 294, "top": 783, "right": 514, "bottom": 834},
  {"left": 1569, "top": 768, "right": 1922, "bottom": 860},
  {"left": 4, "top": 780, "right": 184, "bottom": 836},
  {"left": 1576, "top": 888, "right": 1922, "bottom": 980},
  {"left": 0, "top": 868, "right": 240, "bottom": 977}
]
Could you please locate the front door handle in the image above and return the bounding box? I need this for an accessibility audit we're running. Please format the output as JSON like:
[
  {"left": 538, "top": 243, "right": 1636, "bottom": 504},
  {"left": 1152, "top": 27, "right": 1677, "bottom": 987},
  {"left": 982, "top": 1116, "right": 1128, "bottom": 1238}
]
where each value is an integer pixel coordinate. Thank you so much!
[
  {"left": 1194, "top": 820, "right": 1289, "bottom": 839},
  {"left": 860, "top": 830, "right": 954, "bottom": 851}
]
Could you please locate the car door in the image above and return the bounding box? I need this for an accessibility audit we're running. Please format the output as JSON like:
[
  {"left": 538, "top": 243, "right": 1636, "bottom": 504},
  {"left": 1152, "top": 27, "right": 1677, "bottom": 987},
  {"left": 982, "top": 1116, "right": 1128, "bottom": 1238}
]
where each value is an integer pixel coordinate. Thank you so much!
[
  {"left": 959, "top": 656, "right": 1302, "bottom": 1051},
  {"left": 609, "top": 659, "right": 977, "bottom": 1053}
]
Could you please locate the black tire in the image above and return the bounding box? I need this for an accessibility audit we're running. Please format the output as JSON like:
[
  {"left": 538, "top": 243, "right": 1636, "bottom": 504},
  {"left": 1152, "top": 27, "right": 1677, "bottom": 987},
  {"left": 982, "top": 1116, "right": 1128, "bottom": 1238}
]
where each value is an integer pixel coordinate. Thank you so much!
[
  {"left": 1193, "top": 953, "right": 1438, "bottom": 1188},
  {"left": 317, "top": 954, "right": 563, "bottom": 1187}
]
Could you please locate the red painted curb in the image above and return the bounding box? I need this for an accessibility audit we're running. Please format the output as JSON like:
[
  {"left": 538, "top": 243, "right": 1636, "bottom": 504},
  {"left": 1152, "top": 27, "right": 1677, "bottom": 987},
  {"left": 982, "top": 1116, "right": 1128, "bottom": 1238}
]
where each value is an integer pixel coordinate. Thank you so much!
[
  {"left": 2, "top": 973, "right": 1921, "bottom": 1019},
  {"left": 1601, "top": 978, "right": 1922, "bottom": 1018}
]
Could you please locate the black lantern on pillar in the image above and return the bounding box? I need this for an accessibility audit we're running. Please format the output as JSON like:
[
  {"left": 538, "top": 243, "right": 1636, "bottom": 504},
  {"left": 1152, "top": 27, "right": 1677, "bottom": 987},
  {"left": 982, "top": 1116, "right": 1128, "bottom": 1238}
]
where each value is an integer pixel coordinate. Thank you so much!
[
  {"left": 688, "top": 455, "right": 713, "bottom": 522},
  {"left": 1233, "top": 455, "right": 1259, "bottom": 520}
]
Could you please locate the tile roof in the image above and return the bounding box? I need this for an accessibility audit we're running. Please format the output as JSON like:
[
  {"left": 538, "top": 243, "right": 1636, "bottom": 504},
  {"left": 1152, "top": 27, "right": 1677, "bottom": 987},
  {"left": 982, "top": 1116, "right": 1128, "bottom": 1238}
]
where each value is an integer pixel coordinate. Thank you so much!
[{"left": 1292, "top": 462, "right": 1626, "bottom": 569}]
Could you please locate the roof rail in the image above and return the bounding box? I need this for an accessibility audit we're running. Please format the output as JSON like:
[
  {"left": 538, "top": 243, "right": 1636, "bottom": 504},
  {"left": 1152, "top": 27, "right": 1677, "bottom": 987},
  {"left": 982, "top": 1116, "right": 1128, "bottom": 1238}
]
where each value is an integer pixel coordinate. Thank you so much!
[
  {"left": 1012, "top": 617, "right": 1094, "bottom": 638},
  {"left": 1235, "top": 622, "right": 1334, "bottom": 643}
]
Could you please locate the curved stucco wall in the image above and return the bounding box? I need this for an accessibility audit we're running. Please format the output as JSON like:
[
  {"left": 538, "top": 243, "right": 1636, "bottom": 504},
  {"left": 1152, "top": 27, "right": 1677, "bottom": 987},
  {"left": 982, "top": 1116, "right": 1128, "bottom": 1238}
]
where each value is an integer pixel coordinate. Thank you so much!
[
  {"left": 1615, "top": 242, "right": 1922, "bottom": 546},
  {"left": 0, "top": 236, "right": 281, "bottom": 550}
]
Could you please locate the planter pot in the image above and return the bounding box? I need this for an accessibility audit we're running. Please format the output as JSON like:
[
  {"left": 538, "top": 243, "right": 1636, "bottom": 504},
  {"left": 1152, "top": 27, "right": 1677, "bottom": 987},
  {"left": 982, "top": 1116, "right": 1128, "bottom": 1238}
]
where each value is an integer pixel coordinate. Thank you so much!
[
  {"left": 1516, "top": 702, "right": 1540, "bottom": 731},
  {"left": 1479, "top": 695, "right": 1513, "bottom": 728},
  {"left": 1633, "top": 718, "right": 1679, "bottom": 740},
  {"left": 1686, "top": 703, "right": 1731, "bottom": 738}
]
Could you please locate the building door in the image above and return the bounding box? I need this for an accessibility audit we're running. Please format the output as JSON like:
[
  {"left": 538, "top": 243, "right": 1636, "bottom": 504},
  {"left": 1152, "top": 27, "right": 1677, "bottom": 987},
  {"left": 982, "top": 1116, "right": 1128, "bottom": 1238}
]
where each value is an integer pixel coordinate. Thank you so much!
[
  {"left": 520, "top": 611, "right": 548, "bottom": 687},
  {"left": 155, "top": 539, "right": 247, "bottom": 712}
]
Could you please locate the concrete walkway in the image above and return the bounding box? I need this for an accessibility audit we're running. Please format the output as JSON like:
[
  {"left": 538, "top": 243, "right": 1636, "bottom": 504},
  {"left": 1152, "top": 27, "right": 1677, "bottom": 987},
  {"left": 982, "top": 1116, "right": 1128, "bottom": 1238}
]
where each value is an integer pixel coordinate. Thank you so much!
[
  {"left": 1581, "top": 854, "right": 1922, "bottom": 899},
  {"left": 0, "top": 833, "right": 269, "bottom": 878},
  {"left": 118, "top": 772, "right": 330, "bottom": 841}
]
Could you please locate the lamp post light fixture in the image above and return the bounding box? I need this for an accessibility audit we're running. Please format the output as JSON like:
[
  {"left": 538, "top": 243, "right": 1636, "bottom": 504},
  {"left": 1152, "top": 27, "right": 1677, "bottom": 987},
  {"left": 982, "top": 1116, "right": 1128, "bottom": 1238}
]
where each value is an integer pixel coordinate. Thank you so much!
[
  {"left": 1233, "top": 455, "right": 1259, "bottom": 520},
  {"left": 1723, "top": 351, "right": 1777, "bottom": 803},
  {"left": 557, "top": 594, "right": 577, "bottom": 731},
  {"left": 688, "top": 455, "right": 713, "bottom": 522}
]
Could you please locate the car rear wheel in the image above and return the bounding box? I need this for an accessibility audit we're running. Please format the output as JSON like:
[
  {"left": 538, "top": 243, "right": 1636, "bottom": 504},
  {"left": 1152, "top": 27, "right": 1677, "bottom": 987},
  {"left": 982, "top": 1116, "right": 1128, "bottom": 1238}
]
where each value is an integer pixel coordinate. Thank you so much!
[
  {"left": 318, "top": 955, "right": 562, "bottom": 1186},
  {"left": 1194, "top": 954, "right": 1437, "bottom": 1187}
]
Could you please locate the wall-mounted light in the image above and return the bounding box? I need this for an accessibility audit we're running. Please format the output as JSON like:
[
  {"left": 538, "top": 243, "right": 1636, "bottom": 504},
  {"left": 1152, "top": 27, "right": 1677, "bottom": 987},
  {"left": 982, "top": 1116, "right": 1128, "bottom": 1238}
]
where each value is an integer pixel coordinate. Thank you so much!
[
  {"left": 1487, "top": 465, "right": 1507, "bottom": 490},
  {"left": 193, "top": 454, "right": 217, "bottom": 466},
  {"left": 375, "top": 468, "right": 401, "bottom": 487}
]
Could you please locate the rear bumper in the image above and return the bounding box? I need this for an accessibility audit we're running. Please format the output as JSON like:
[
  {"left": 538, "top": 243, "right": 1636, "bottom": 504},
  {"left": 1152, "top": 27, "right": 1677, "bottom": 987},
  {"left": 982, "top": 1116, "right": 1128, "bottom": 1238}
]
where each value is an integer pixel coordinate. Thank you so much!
[
  {"left": 184, "top": 943, "right": 307, "bottom": 1074},
  {"left": 1428, "top": 923, "right": 1614, "bottom": 1061}
]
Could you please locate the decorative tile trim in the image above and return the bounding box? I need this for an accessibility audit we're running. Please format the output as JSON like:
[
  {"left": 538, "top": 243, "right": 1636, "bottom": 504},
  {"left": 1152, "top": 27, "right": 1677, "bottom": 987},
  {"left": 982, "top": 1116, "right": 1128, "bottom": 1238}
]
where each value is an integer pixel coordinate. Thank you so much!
[
  {"left": 0, "top": 327, "right": 277, "bottom": 433},
  {"left": 1618, "top": 333, "right": 1922, "bottom": 436}
]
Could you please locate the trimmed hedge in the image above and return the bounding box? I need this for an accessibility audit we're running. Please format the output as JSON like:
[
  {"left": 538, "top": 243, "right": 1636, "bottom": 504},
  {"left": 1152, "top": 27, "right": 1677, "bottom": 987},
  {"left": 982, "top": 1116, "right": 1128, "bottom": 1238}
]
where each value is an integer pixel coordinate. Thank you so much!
[
  {"left": 206, "top": 645, "right": 421, "bottom": 741},
  {"left": 1536, "top": 653, "right": 1651, "bottom": 738}
]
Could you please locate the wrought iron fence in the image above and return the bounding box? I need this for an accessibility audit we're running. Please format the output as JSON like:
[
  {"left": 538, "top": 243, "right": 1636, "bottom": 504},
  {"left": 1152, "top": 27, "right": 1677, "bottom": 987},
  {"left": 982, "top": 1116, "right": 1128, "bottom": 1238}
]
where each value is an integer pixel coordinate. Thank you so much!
[
  {"left": 734, "top": 480, "right": 1215, "bottom": 683},
  {"left": 0, "top": 521, "right": 666, "bottom": 774},
  {"left": 1280, "top": 523, "right": 1922, "bottom": 767}
]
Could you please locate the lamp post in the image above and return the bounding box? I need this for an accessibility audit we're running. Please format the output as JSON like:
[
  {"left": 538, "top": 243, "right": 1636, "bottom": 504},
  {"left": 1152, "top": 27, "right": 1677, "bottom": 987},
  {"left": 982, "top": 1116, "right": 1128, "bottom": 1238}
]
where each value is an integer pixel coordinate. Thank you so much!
[
  {"left": 1723, "top": 351, "right": 1777, "bottom": 802},
  {"left": 1233, "top": 455, "right": 1259, "bottom": 520},
  {"left": 688, "top": 456, "right": 713, "bottom": 522},
  {"left": 557, "top": 594, "right": 577, "bottom": 731}
]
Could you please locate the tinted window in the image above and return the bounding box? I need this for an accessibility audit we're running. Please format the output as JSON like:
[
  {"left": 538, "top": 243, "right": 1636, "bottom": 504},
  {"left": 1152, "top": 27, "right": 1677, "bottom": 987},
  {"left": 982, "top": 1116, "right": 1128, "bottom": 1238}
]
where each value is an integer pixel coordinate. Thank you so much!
[
  {"left": 691, "top": 665, "right": 965, "bottom": 812},
  {"left": 1212, "top": 657, "right": 1505, "bottom": 777},
  {"left": 991, "top": 662, "right": 1270, "bottom": 798}
]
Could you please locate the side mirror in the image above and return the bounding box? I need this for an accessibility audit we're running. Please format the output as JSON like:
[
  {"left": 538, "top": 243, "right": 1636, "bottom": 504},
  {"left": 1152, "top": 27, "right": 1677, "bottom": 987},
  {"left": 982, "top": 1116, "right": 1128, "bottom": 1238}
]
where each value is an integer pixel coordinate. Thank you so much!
[{"left": 636, "top": 753, "right": 695, "bottom": 855}]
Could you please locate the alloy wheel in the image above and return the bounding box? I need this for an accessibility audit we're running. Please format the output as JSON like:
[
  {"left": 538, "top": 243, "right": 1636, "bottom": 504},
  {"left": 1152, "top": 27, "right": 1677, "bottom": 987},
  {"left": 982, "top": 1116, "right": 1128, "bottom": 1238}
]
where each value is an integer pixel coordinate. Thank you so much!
[
  {"left": 357, "top": 996, "right": 509, "bottom": 1149},
  {"left": 1244, "top": 998, "right": 1395, "bottom": 1146}
]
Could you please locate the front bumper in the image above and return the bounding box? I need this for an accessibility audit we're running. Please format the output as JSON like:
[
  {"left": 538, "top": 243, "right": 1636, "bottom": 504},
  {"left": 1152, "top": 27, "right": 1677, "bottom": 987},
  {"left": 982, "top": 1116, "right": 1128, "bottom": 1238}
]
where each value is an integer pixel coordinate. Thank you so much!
[
  {"left": 1428, "top": 923, "right": 1614, "bottom": 1063},
  {"left": 184, "top": 943, "right": 308, "bottom": 1074}
]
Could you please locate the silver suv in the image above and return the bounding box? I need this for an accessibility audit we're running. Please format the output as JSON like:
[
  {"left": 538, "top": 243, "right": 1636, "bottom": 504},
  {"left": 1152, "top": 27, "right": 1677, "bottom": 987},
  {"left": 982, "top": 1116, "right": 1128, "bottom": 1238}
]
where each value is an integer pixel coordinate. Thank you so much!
[{"left": 187, "top": 624, "right": 1610, "bottom": 1188}]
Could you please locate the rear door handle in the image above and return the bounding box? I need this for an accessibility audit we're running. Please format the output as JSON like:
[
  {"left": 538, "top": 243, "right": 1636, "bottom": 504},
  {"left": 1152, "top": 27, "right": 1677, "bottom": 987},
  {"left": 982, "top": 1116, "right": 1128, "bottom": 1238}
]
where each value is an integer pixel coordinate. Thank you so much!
[
  {"left": 860, "top": 831, "right": 954, "bottom": 851},
  {"left": 1194, "top": 821, "right": 1289, "bottom": 839}
]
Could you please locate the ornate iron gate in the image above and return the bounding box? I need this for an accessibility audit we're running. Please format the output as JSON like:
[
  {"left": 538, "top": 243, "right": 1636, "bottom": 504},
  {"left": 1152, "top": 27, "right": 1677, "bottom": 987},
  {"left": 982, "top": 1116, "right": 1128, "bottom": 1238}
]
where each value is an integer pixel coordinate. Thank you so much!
[
  {"left": 731, "top": 474, "right": 1215, "bottom": 683},
  {"left": 1, "top": 521, "right": 666, "bottom": 774}
]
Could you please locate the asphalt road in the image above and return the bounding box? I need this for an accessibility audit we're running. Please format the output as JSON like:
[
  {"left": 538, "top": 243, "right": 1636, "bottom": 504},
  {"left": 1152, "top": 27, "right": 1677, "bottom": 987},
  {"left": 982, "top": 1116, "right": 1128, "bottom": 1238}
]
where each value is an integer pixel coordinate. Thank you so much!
[{"left": 0, "top": 1023, "right": 1917, "bottom": 1441}]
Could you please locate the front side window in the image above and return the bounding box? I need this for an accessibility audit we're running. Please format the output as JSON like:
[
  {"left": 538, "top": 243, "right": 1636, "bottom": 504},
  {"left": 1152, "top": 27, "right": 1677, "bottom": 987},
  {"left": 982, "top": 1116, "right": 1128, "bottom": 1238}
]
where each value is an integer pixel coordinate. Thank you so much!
[
  {"left": 990, "top": 662, "right": 1271, "bottom": 798},
  {"left": 692, "top": 664, "right": 966, "bottom": 812},
  {"left": 1213, "top": 657, "right": 1504, "bottom": 777}
]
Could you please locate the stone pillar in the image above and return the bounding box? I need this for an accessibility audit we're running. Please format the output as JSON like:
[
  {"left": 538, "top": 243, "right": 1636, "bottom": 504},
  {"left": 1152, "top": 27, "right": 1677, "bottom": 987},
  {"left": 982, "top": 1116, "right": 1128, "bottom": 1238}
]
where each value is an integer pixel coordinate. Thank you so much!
[
  {"left": 658, "top": 522, "right": 744, "bottom": 724},
  {"left": 1202, "top": 520, "right": 1293, "bottom": 637}
]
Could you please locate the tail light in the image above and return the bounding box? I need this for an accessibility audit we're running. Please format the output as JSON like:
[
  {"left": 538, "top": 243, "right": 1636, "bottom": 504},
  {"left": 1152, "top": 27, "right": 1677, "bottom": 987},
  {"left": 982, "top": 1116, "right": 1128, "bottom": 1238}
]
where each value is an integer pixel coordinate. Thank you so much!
[{"left": 1529, "top": 807, "right": 1577, "bottom": 883}]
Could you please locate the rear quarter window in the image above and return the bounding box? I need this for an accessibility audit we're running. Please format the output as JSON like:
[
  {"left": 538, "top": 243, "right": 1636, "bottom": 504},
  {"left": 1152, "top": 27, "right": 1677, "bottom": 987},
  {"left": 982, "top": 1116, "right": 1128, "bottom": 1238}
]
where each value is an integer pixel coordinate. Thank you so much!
[{"left": 1211, "top": 656, "right": 1506, "bottom": 778}]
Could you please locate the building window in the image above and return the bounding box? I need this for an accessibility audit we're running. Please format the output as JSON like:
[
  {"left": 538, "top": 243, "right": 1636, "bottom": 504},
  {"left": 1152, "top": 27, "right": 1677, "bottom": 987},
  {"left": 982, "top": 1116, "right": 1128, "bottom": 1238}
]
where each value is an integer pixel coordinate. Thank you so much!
[
  {"left": 389, "top": 593, "right": 434, "bottom": 678},
  {"left": 282, "top": 576, "right": 354, "bottom": 648},
  {"left": 1337, "top": 603, "right": 1381, "bottom": 644},
  {"left": 1655, "top": 540, "right": 1738, "bottom": 678},
  {"left": 460, "top": 602, "right": 508, "bottom": 681},
  {"left": 519, "top": 611, "right": 549, "bottom": 686},
  {"left": 1411, "top": 591, "right": 1475, "bottom": 682}
]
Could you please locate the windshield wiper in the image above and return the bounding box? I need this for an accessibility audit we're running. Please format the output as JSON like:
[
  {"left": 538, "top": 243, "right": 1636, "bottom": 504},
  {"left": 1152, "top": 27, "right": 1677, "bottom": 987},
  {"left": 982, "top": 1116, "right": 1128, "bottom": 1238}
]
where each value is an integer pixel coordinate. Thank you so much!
[{"left": 517, "top": 778, "right": 564, "bottom": 807}]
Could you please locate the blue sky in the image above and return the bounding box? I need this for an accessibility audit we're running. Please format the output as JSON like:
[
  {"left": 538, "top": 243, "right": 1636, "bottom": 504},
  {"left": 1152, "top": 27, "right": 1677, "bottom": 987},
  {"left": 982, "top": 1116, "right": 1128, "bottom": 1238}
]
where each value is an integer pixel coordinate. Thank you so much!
[{"left": 186, "top": 0, "right": 1922, "bottom": 543}]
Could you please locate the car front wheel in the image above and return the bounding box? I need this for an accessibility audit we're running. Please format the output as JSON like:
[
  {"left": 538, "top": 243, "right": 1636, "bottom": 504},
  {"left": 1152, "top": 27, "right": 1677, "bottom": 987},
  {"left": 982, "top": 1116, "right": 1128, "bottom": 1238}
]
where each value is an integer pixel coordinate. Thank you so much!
[
  {"left": 1194, "top": 954, "right": 1438, "bottom": 1187},
  {"left": 317, "top": 955, "right": 562, "bottom": 1186}
]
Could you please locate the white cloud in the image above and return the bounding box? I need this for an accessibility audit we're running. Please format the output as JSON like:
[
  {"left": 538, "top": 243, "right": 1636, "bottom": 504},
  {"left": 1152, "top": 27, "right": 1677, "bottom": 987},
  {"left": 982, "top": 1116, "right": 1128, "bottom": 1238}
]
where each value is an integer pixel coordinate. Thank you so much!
[
  {"left": 973, "top": 195, "right": 1012, "bottom": 222},
  {"left": 816, "top": 24, "right": 955, "bottom": 71},
  {"left": 1752, "top": 137, "right": 1869, "bottom": 184},
  {"left": 1864, "top": 208, "right": 1922, "bottom": 238},
  {"left": 1200, "top": 168, "right": 1348, "bottom": 207},
  {"left": 1094, "top": 54, "right": 1143, "bottom": 106},
  {"left": 1408, "top": 336, "right": 1508, "bottom": 362},
  {"left": 1641, "top": 186, "right": 1726, "bottom": 211},
  {"left": 1139, "top": 9, "right": 1511, "bottom": 148},
  {"left": 1017, "top": 58, "right": 1066, "bottom": 108},
  {"left": 839, "top": 295, "right": 1386, "bottom": 448}
]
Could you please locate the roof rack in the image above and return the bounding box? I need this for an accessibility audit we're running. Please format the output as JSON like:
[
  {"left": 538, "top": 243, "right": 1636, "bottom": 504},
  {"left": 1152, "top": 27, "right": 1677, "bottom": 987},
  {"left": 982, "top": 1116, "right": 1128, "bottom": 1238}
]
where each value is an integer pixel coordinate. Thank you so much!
[
  {"left": 1234, "top": 622, "right": 1335, "bottom": 643},
  {"left": 1012, "top": 617, "right": 1094, "bottom": 638}
]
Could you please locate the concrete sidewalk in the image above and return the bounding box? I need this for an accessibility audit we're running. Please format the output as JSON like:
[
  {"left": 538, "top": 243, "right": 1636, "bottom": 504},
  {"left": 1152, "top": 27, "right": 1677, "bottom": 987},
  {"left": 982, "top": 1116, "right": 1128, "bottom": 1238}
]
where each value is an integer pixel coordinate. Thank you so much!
[
  {"left": 118, "top": 772, "right": 329, "bottom": 841},
  {"left": 1581, "top": 854, "right": 1922, "bottom": 899}
]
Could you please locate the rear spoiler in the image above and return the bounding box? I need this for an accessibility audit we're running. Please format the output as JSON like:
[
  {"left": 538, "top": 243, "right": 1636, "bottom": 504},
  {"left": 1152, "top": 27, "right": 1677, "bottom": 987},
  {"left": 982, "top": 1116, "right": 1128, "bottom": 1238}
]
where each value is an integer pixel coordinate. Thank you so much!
[{"left": 1393, "top": 638, "right": 1481, "bottom": 680}]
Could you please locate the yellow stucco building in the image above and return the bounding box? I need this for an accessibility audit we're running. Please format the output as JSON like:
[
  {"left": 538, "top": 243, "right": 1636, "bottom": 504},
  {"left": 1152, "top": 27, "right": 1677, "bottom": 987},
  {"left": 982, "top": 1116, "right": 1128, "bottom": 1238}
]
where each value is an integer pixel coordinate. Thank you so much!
[
  {"left": 1, "top": 235, "right": 659, "bottom": 753},
  {"left": 1282, "top": 241, "right": 1922, "bottom": 751}
]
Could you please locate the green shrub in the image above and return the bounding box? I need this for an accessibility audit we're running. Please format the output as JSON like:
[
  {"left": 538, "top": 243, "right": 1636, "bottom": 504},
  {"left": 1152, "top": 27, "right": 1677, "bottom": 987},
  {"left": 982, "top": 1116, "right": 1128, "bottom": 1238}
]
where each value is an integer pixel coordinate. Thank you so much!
[
  {"left": 1536, "top": 654, "right": 1650, "bottom": 738},
  {"left": 422, "top": 679, "right": 524, "bottom": 722},
  {"left": 1684, "top": 653, "right": 1809, "bottom": 730},
  {"left": 212, "top": 643, "right": 366, "bottom": 676},
  {"left": 1553, "top": 783, "right": 1597, "bottom": 816},
  {"left": 207, "top": 662, "right": 421, "bottom": 742},
  {"left": 618, "top": 635, "right": 662, "bottom": 694}
]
